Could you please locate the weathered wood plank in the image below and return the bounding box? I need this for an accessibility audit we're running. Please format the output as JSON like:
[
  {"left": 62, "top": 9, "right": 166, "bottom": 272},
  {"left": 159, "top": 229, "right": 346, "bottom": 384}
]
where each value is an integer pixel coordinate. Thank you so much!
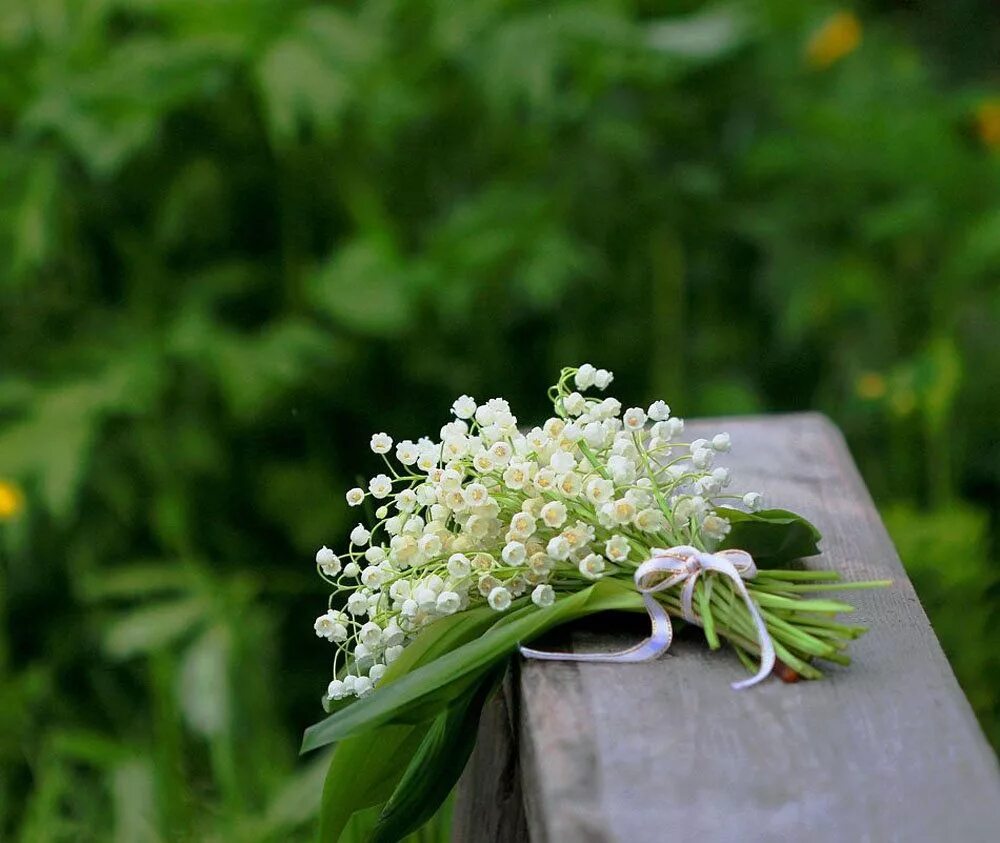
[
  {"left": 506, "top": 413, "right": 1000, "bottom": 842},
  {"left": 451, "top": 670, "right": 529, "bottom": 842}
]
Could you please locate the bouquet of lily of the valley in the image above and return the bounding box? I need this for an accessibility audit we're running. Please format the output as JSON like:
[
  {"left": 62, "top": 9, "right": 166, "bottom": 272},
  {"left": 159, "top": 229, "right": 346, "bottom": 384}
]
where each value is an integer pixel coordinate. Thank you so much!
[{"left": 301, "top": 366, "right": 887, "bottom": 841}]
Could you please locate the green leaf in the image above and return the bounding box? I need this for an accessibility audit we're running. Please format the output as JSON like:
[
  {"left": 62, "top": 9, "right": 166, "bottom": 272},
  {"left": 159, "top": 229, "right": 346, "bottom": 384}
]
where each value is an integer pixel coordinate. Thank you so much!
[
  {"left": 380, "top": 604, "right": 509, "bottom": 684},
  {"left": 80, "top": 564, "right": 194, "bottom": 602},
  {"left": 370, "top": 668, "right": 504, "bottom": 843},
  {"left": 210, "top": 319, "right": 337, "bottom": 419},
  {"left": 717, "top": 508, "right": 822, "bottom": 566},
  {"left": 918, "top": 336, "right": 962, "bottom": 434},
  {"left": 645, "top": 3, "right": 750, "bottom": 61},
  {"left": 241, "top": 751, "right": 331, "bottom": 841},
  {"left": 322, "top": 603, "right": 510, "bottom": 718},
  {"left": 318, "top": 723, "right": 428, "bottom": 843},
  {"left": 301, "top": 579, "right": 642, "bottom": 753},
  {"left": 255, "top": 8, "right": 379, "bottom": 144},
  {"left": 0, "top": 356, "right": 161, "bottom": 516},
  {"left": 177, "top": 625, "right": 231, "bottom": 738},
  {"left": 102, "top": 597, "right": 209, "bottom": 660},
  {"left": 316, "top": 604, "right": 517, "bottom": 838},
  {"left": 23, "top": 37, "right": 234, "bottom": 177},
  {"left": 308, "top": 240, "right": 415, "bottom": 338},
  {"left": 110, "top": 758, "right": 158, "bottom": 843}
]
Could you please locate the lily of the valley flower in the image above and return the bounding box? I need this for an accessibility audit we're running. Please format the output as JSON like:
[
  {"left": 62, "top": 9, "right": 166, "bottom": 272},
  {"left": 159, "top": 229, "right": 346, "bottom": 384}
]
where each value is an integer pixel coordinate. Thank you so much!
[{"left": 311, "top": 365, "right": 762, "bottom": 700}]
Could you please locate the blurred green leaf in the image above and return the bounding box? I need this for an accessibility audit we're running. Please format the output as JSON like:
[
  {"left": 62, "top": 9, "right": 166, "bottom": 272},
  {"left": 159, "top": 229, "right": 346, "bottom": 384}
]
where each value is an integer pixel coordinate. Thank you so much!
[
  {"left": 309, "top": 241, "right": 415, "bottom": 338},
  {"left": 255, "top": 7, "right": 379, "bottom": 144},
  {"left": 81, "top": 564, "right": 195, "bottom": 602},
  {"left": 23, "top": 37, "right": 234, "bottom": 176},
  {"left": 103, "top": 597, "right": 209, "bottom": 660},
  {"left": 212, "top": 319, "right": 339, "bottom": 418},
  {"left": 251, "top": 751, "right": 332, "bottom": 840},
  {"left": 884, "top": 502, "right": 1000, "bottom": 743},
  {"left": 177, "top": 625, "right": 230, "bottom": 737},
  {"left": 0, "top": 354, "right": 160, "bottom": 515},
  {"left": 111, "top": 758, "right": 159, "bottom": 843},
  {"left": 919, "top": 337, "right": 962, "bottom": 433},
  {"left": 646, "top": 2, "right": 751, "bottom": 60}
]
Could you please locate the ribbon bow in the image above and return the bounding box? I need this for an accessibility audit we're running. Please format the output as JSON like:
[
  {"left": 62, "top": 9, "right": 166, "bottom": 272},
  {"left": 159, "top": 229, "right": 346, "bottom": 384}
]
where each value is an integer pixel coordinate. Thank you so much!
[{"left": 519, "top": 545, "right": 775, "bottom": 690}]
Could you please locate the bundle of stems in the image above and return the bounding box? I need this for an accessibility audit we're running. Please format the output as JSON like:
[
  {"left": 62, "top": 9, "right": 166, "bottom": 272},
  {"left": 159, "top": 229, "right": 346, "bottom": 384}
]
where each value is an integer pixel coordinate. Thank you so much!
[{"left": 670, "top": 569, "right": 886, "bottom": 679}]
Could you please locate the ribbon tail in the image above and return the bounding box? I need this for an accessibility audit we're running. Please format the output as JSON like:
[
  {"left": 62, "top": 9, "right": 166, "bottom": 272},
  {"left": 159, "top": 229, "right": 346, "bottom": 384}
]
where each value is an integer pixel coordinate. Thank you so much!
[
  {"left": 519, "top": 592, "right": 673, "bottom": 664},
  {"left": 725, "top": 573, "right": 776, "bottom": 690}
]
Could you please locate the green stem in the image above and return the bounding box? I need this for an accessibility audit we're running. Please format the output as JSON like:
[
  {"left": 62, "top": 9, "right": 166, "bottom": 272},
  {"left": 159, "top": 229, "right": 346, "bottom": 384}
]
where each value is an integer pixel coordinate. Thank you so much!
[
  {"left": 577, "top": 441, "right": 611, "bottom": 481},
  {"left": 697, "top": 579, "right": 719, "bottom": 650},
  {"left": 754, "top": 580, "right": 892, "bottom": 592}
]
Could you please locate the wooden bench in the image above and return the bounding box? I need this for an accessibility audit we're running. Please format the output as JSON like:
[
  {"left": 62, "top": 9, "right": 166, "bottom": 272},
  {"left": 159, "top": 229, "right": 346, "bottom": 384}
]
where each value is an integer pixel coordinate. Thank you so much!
[{"left": 452, "top": 413, "right": 1000, "bottom": 842}]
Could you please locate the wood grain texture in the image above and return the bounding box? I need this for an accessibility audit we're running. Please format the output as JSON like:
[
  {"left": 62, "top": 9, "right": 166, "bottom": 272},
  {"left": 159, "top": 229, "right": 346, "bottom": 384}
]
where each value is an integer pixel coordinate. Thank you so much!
[
  {"left": 484, "top": 413, "right": 1000, "bottom": 843},
  {"left": 452, "top": 669, "right": 529, "bottom": 842}
]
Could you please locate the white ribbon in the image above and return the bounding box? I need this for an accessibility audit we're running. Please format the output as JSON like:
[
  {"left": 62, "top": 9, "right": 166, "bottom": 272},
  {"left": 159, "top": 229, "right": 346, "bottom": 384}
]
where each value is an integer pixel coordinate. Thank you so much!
[{"left": 519, "top": 545, "right": 776, "bottom": 690}]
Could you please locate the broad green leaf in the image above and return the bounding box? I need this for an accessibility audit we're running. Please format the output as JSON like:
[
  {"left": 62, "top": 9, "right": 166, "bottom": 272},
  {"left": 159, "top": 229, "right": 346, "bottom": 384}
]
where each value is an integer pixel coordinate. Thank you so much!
[
  {"left": 301, "top": 580, "right": 642, "bottom": 752},
  {"left": 370, "top": 668, "right": 503, "bottom": 843},
  {"left": 717, "top": 508, "right": 822, "bottom": 566},
  {"left": 322, "top": 602, "right": 511, "bottom": 718},
  {"left": 380, "top": 603, "right": 512, "bottom": 683},
  {"left": 320, "top": 606, "right": 507, "bottom": 841},
  {"left": 352, "top": 603, "right": 553, "bottom": 727},
  {"left": 318, "top": 723, "right": 429, "bottom": 843}
]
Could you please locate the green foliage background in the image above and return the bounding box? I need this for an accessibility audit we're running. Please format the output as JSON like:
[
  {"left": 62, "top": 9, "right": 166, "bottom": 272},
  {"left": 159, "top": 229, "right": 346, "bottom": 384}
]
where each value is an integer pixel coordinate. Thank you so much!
[{"left": 1, "top": 0, "right": 997, "bottom": 839}]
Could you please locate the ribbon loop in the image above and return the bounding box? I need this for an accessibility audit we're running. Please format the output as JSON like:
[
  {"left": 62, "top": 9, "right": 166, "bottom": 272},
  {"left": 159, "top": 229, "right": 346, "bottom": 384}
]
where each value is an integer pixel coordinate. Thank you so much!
[{"left": 519, "top": 546, "right": 775, "bottom": 689}]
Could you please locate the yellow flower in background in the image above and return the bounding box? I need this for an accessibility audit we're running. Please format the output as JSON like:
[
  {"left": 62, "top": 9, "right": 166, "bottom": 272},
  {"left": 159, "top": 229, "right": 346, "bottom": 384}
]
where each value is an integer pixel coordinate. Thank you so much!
[
  {"left": 856, "top": 372, "right": 887, "bottom": 400},
  {"left": 975, "top": 100, "right": 1000, "bottom": 150},
  {"left": 807, "top": 11, "right": 862, "bottom": 69},
  {"left": 0, "top": 480, "right": 25, "bottom": 520}
]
